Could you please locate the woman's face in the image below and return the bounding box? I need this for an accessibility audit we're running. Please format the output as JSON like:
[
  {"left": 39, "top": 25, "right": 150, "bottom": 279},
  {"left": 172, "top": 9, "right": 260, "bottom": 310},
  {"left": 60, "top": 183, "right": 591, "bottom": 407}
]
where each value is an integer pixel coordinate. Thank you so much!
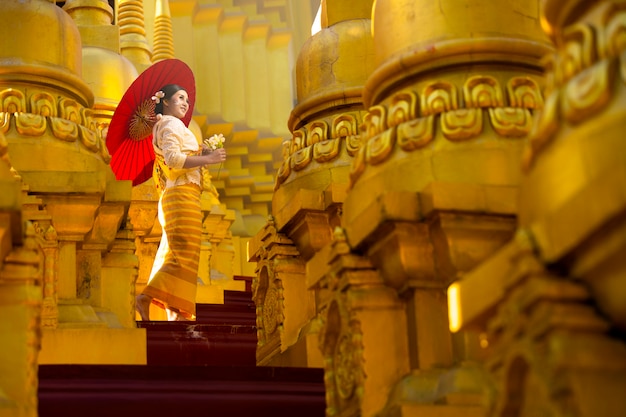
[{"left": 163, "top": 89, "right": 189, "bottom": 119}]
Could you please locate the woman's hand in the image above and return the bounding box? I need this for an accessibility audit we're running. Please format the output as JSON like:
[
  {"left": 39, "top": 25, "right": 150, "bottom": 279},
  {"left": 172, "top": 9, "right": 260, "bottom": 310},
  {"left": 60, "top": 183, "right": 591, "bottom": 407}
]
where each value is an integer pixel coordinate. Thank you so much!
[
  {"left": 204, "top": 148, "right": 226, "bottom": 164},
  {"left": 201, "top": 143, "right": 211, "bottom": 155},
  {"left": 183, "top": 148, "right": 226, "bottom": 168}
]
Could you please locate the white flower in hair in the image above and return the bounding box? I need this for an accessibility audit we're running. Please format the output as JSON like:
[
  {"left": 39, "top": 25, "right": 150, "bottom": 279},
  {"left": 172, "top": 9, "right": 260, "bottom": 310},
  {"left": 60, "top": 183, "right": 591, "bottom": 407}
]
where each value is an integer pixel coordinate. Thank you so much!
[{"left": 151, "top": 90, "right": 165, "bottom": 104}]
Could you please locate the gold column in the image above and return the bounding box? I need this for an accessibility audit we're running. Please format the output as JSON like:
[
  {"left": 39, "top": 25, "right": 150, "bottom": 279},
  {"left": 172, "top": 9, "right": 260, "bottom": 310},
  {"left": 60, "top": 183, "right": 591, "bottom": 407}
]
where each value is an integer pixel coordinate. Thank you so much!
[
  {"left": 117, "top": 0, "right": 153, "bottom": 71},
  {"left": 250, "top": 0, "right": 376, "bottom": 367},
  {"left": 450, "top": 0, "right": 626, "bottom": 416},
  {"left": 334, "top": 0, "right": 552, "bottom": 415},
  {"left": 0, "top": 129, "right": 40, "bottom": 417}
]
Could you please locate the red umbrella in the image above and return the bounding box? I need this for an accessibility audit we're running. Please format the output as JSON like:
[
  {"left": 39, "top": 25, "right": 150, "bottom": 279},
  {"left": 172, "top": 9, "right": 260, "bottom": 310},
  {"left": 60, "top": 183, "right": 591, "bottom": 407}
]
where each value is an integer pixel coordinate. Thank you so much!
[{"left": 107, "top": 59, "right": 196, "bottom": 186}]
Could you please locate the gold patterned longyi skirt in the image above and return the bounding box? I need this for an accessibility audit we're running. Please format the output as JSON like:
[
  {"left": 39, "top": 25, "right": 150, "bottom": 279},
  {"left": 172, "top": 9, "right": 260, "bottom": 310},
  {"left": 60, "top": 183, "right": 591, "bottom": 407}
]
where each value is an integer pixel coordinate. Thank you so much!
[{"left": 143, "top": 183, "right": 201, "bottom": 319}]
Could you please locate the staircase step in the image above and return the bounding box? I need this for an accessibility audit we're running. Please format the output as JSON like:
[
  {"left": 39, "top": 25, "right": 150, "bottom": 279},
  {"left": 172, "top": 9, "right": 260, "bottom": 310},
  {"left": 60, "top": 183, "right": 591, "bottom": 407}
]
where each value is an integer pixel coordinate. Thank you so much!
[
  {"left": 38, "top": 364, "right": 326, "bottom": 417},
  {"left": 195, "top": 291, "right": 256, "bottom": 326},
  {"left": 137, "top": 321, "right": 257, "bottom": 366}
]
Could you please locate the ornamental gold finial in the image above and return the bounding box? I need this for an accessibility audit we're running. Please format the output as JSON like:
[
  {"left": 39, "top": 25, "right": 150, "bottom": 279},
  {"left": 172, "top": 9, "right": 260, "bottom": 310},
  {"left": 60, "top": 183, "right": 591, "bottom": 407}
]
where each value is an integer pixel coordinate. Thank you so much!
[{"left": 153, "top": 0, "right": 175, "bottom": 62}]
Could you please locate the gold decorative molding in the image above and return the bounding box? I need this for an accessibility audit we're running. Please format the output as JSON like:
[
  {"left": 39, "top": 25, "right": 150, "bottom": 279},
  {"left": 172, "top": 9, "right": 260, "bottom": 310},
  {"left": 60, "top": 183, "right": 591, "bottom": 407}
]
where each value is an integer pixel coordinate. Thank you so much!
[
  {"left": 350, "top": 75, "right": 543, "bottom": 187},
  {"left": 524, "top": 7, "right": 626, "bottom": 170}
]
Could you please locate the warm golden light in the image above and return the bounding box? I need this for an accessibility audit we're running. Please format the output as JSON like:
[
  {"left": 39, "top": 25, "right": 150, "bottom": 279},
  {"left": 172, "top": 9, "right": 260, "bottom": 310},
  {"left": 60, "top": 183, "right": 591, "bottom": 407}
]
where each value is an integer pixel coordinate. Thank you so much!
[
  {"left": 311, "top": 4, "right": 321, "bottom": 36},
  {"left": 447, "top": 282, "right": 462, "bottom": 333}
]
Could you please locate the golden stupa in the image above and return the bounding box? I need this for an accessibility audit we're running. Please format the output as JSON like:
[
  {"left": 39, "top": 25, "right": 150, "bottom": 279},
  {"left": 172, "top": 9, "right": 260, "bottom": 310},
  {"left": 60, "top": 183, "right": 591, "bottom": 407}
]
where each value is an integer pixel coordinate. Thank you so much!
[{"left": 0, "top": 1, "right": 624, "bottom": 416}]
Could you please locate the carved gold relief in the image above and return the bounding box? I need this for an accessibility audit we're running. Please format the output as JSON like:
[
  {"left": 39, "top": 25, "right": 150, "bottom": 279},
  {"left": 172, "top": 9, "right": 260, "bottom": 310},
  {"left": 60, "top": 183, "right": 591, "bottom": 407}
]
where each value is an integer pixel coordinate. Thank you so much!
[
  {"left": 30, "top": 92, "right": 56, "bottom": 117},
  {"left": 0, "top": 112, "right": 9, "bottom": 133},
  {"left": 252, "top": 261, "right": 285, "bottom": 348},
  {"left": 362, "top": 105, "right": 387, "bottom": 137},
  {"left": 275, "top": 157, "right": 291, "bottom": 189},
  {"left": 262, "top": 285, "right": 281, "bottom": 335},
  {"left": 313, "top": 138, "right": 341, "bottom": 163},
  {"left": 0, "top": 89, "right": 26, "bottom": 113},
  {"left": 349, "top": 147, "right": 367, "bottom": 187},
  {"left": 397, "top": 115, "right": 435, "bottom": 151},
  {"left": 308, "top": 121, "right": 328, "bottom": 146},
  {"left": 441, "top": 108, "right": 483, "bottom": 141},
  {"left": 50, "top": 116, "right": 79, "bottom": 142},
  {"left": 290, "top": 146, "right": 313, "bottom": 171},
  {"left": 421, "top": 81, "right": 458, "bottom": 116},
  {"left": 292, "top": 128, "right": 306, "bottom": 153},
  {"left": 524, "top": 10, "right": 626, "bottom": 167},
  {"left": 79, "top": 125, "right": 100, "bottom": 152},
  {"left": 276, "top": 110, "right": 365, "bottom": 187},
  {"left": 15, "top": 113, "right": 46, "bottom": 136},
  {"left": 524, "top": 91, "right": 560, "bottom": 170},
  {"left": 562, "top": 59, "right": 614, "bottom": 122},
  {"left": 508, "top": 77, "right": 543, "bottom": 109},
  {"left": 366, "top": 128, "right": 395, "bottom": 165},
  {"left": 489, "top": 108, "right": 533, "bottom": 137},
  {"left": 319, "top": 300, "right": 365, "bottom": 416},
  {"left": 332, "top": 113, "right": 359, "bottom": 139},
  {"left": 388, "top": 91, "right": 418, "bottom": 127},
  {"left": 465, "top": 75, "right": 504, "bottom": 108},
  {"left": 561, "top": 24, "right": 596, "bottom": 80}
]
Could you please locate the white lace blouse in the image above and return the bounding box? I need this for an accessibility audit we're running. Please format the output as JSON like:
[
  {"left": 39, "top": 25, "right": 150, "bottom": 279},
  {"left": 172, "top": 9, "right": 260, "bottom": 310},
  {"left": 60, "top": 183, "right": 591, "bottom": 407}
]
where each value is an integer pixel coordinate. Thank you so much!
[{"left": 152, "top": 115, "right": 202, "bottom": 188}]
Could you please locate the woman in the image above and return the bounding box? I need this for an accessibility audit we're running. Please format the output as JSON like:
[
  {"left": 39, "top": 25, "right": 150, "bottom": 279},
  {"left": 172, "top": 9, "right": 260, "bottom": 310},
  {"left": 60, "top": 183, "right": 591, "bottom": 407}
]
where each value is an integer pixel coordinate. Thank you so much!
[{"left": 135, "top": 84, "right": 226, "bottom": 321}]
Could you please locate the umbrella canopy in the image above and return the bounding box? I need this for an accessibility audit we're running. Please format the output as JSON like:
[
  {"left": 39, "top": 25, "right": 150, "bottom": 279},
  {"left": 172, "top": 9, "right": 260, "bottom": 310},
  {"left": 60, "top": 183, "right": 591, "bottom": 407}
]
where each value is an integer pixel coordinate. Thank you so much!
[{"left": 107, "top": 59, "right": 196, "bottom": 186}]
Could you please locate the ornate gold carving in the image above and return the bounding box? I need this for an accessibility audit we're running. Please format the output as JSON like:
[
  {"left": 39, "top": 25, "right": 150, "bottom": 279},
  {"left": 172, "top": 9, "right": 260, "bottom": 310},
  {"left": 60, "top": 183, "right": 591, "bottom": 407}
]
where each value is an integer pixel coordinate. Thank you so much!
[
  {"left": 262, "top": 285, "right": 280, "bottom": 335},
  {"left": 397, "top": 115, "right": 435, "bottom": 151},
  {"left": 508, "top": 77, "right": 543, "bottom": 109},
  {"left": 276, "top": 110, "right": 365, "bottom": 187},
  {"left": 366, "top": 128, "right": 396, "bottom": 165},
  {"left": 290, "top": 146, "right": 312, "bottom": 171},
  {"left": 15, "top": 113, "right": 47, "bottom": 136},
  {"left": 313, "top": 138, "right": 341, "bottom": 163},
  {"left": 524, "top": 11, "right": 626, "bottom": 168},
  {"left": 441, "top": 108, "right": 483, "bottom": 141},
  {"left": 489, "top": 108, "right": 533, "bottom": 137},
  {"left": 58, "top": 98, "right": 81, "bottom": 124},
  {"left": 349, "top": 147, "right": 367, "bottom": 186},
  {"left": 292, "top": 128, "right": 306, "bottom": 153},
  {"left": 319, "top": 300, "right": 365, "bottom": 416},
  {"left": 333, "top": 113, "right": 362, "bottom": 157},
  {"left": 50, "top": 116, "right": 79, "bottom": 142},
  {"left": 524, "top": 91, "right": 560, "bottom": 170},
  {"left": 562, "top": 58, "right": 614, "bottom": 122},
  {"left": 79, "top": 125, "right": 100, "bottom": 152},
  {"left": 421, "top": 81, "right": 458, "bottom": 115},
  {"left": 362, "top": 105, "right": 387, "bottom": 137},
  {"left": 388, "top": 91, "right": 418, "bottom": 127},
  {"left": 0, "top": 88, "right": 26, "bottom": 113},
  {"left": 308, "top": 120, "right": 328, "bottom": 146},
  {"left": 561, "top": 23, "right": 596, "bottom": 80},
  {"left": 465, "top": 75, "right": 504, "bottom": 108},
  {"left": 275, "top": 158, "right": 291, "bottom": 190},
  {"left": 332, "top": 113, "right": 359, "bottom": 139},
  {"left": 0, "top": 112, "right": 10, "bottom": 133},
  {"left": 30, "top": 92, "right": 56, "bottom": 117}
]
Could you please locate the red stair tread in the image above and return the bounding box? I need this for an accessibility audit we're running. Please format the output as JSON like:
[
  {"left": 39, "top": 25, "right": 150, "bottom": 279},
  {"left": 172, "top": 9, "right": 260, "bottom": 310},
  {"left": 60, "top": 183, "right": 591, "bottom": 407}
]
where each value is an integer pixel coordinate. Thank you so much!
[{"left": 39, "top": 364, "right": 325, "bottom": 417}]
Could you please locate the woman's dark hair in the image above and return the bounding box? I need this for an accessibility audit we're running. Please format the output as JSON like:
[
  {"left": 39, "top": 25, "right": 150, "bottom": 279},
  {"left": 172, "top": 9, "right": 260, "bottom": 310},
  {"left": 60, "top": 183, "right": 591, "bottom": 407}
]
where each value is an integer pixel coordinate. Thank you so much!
[{"left": 154, "top": 84, "right": 186, "bottom": 115}]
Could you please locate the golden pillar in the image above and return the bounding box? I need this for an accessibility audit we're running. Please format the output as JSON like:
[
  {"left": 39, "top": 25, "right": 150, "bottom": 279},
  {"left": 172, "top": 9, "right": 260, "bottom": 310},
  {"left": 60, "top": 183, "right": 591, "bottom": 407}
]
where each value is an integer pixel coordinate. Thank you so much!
[
  {"left": 249, "top": 0, "right": 376, "bottom": 367},
  {"left": 314, "top": 0, "right": 552, "bottom": 415},
  {"left": 450, "top": 0, "right": 626, "bottom": 416},
  {"left": 0, "top": 0, "right": 144, "bottom": 363},
  {"left": 0, "top": 129, "right": 41, "bottom": 417},
  {"left": 117, "top": 0, "right": 153, "bottom": 71}
]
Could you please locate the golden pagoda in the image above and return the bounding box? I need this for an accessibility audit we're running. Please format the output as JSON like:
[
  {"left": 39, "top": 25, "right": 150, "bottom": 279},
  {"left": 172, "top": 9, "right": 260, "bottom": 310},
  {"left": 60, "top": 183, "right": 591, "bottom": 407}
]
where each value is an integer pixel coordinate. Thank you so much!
[{"left": 0, "top": 1, "right": 624, "bottom": 416}]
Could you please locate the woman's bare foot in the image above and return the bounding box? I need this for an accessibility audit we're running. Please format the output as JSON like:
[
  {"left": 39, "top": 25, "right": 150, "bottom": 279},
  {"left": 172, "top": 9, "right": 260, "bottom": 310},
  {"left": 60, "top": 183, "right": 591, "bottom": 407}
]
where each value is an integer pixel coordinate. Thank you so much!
[
  {"left": 135, "top": 294, "right": 152, "bottom": 321},
  {"left": 166, "top": 307, "right": 190, "bottom": 322}
]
